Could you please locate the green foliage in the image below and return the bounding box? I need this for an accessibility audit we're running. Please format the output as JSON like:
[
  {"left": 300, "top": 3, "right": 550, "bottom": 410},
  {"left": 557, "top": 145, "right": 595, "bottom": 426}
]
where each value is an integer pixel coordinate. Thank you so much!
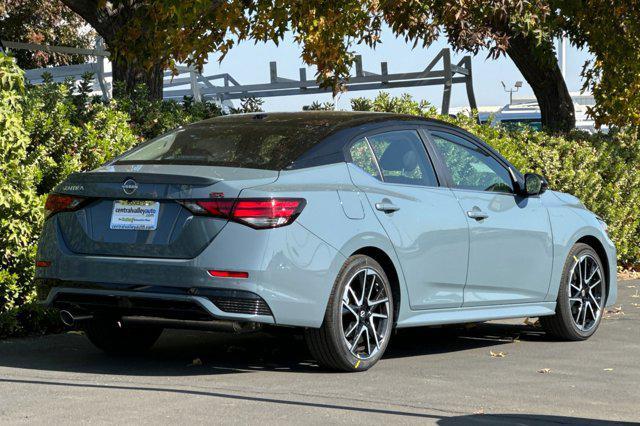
[
  {"left": 0, "top": 302, "right": 63, "bottom": 339},
  {"left": 229, "top": 97, "right": 264, "bottom": 114},
  {"left": 0, "top": 53, "right": 42, "bottom": 312},
  {"left": 23, "top": 74, "right": 139, "bottom": 196},
  {"left": 0, "top": 0, "right": 95, "bottom": 69},
  {"left": 353, "top": 92, "right": 640, "bottom": 266},
  {"left": 303, "top": 101, "right": 335, "bottom": 111},
  {"left": 0, "top": 56, "right": 223, "bottom": 318},
  {"left": 113, "top": 82, "right": 222, "bottom": 140}
]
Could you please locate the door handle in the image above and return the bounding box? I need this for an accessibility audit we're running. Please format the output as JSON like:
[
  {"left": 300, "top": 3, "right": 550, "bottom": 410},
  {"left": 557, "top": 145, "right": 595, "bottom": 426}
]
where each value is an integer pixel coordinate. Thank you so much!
[
  {"left": 375, "top": 202, "right": 400, "bottom": 213},
  {"left": 467, "top": 209, "right": 489, "bottom": 220}
]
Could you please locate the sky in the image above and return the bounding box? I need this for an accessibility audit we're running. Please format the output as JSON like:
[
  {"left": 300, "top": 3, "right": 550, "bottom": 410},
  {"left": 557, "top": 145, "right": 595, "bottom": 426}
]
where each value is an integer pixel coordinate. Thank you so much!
[{"left": 201, "top": 26, "right": 592, "bottom": 112}]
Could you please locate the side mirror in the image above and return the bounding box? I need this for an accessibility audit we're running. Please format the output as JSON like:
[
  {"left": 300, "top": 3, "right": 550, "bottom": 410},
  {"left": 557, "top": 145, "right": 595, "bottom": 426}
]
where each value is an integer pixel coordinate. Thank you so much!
[{"left": 523, "top": 173, "right": 548, "bottom": 196}]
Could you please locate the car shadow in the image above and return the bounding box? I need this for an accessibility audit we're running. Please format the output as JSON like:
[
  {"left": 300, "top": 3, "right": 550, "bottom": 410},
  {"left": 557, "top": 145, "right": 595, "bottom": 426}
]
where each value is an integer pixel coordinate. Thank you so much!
[
  {"left": 438, "top": 414, "right": 636, "bottom": 425},
  {"left": 0, "top": 321, "right": 548, "bottom": 376}
]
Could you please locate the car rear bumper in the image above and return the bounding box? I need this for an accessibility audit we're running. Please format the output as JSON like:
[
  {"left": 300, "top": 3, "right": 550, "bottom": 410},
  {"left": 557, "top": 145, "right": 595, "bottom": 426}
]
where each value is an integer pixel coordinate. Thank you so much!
[
  {"left": 36, "top": 220, "right": 346, "bottom": 328},
  {"left": 38, "top": 279, "right": 276, "bottom": 325}
]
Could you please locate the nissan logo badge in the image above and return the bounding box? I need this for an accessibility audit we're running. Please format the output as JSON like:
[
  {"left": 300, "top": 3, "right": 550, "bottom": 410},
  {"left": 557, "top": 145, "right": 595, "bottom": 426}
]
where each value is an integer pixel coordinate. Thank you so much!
[{"left": 122, "top": 178, "right": 138, "bottom": 195}]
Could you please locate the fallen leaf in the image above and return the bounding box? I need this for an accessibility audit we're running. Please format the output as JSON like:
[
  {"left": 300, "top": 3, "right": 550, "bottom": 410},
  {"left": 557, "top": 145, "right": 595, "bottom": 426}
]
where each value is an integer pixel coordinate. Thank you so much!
[
  {"left": 603, "top": 368, "right": 613, "bottom": 371},
  {"left": 630, "top": 303, "right": 640, "bottom": 308},
  {"left": 631, "top": 290, "right": 640, "bottom": 299},
  {"left": 604, "top": 306, "right": 625, "bottom": 319},
  {"left": 473, "top": 408, "right": 485, "bottom": 415},
  {"left": 189, "top": 358, "right": 203, "bottom": 366},
  {"left": 626, "top": 285, "right": 637, "bottom": 289},
  {"left": 538, "top": 368, "right": 551, "bottom": 374},
  {"left": 490, "top": 350, "right": 507, "bottom": 358},
  {"left": 523, "top": 317, "right": 541, "bottom": 327}
]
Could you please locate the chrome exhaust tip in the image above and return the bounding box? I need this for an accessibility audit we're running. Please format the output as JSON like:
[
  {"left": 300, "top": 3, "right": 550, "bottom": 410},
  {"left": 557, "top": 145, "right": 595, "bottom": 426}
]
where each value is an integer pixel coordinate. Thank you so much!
[
  {"left": 59, "top": 310, "right": 93, "bottom": 327},
  {"left": 60, "top": 310, "right": 75, "bottom": 326}
]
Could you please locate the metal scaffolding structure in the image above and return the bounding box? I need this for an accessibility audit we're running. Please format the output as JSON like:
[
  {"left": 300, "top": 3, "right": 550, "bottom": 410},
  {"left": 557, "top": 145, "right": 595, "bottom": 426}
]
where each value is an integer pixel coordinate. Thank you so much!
[{"left": 1, "top": 39, "right": 477, "bottom": 114}]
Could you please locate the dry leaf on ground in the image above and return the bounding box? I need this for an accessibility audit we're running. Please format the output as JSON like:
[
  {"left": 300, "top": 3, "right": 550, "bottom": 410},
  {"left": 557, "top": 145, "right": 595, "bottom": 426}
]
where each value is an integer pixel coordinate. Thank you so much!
[
  {"left": 538, "top": 368, "right": 551, "bottom": 374},
  {"left": 604, "top": 306, "right": 624, "bottom": 319},
  {"left": 490, "top": 350, "right": 507, "bottom": 358},
  {"left": 523, "top": 317, "right": 541, "bottom": 327},
  {"left": 189, "top": 358, "right": 203, "bottom": 366}
]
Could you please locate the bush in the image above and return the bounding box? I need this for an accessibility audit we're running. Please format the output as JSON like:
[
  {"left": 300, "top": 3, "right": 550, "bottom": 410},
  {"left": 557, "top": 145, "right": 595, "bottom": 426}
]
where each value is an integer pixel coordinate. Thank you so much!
[
  {"left": 23, "top": 74, "right": 140, "bottom": 195},
  {"left": 0, "top": 53, "right": 43, "bottom": 312},
  {"left": 0, "top": 58, "right": 223, "bottom": 327},
  {"left": 0, "top": 302, "right": 63, "bottom": 339},
  {"left": 352, "top": 92, "right": 640, "bottom": 266},
  {"left": 113, "top": 82, "right": 222, "bottom": 140}
]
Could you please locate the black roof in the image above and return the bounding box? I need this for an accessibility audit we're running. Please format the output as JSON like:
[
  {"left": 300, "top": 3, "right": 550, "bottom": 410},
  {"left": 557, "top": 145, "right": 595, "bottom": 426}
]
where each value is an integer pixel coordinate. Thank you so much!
[
  {"left": 183, "top": 112, "right": 520, "bottom": 180},
  {"left": 202, "top": 111, "right": 433, "bottom": 135}
]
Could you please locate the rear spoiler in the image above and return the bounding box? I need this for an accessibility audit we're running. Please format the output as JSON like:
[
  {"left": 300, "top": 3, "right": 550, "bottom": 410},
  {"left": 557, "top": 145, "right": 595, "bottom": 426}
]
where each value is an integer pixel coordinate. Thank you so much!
[{"left": 64, "top": 172, "right": 218, "bottom": 186}]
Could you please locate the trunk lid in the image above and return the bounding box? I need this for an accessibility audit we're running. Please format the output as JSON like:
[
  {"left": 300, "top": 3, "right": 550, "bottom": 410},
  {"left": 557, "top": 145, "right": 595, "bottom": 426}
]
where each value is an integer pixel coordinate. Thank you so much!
[{"left": 53, "top": 165, "right": 278, "bottom": 259}]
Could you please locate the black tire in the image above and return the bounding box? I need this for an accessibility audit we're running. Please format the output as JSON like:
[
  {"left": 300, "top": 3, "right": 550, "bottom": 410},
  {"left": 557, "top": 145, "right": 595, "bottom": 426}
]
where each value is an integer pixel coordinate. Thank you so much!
[
  {"left": 84, "top": 319, "right": 163, "bottom": 355},
  {"left": 540, "top": 243, "right": 607, "bottom": 340},
  {"left": 305, "top": 255, "right": 394, "bottom": 372}
]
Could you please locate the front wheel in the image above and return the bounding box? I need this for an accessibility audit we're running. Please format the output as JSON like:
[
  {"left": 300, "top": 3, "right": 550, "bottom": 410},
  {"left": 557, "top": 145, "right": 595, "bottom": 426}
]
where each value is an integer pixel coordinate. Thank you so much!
[
  {"left": 541, "top": 243, "right": 606, "bottom": 340},
  {"left": 305, "top": 255, "right": 394, "bottom": 371}
]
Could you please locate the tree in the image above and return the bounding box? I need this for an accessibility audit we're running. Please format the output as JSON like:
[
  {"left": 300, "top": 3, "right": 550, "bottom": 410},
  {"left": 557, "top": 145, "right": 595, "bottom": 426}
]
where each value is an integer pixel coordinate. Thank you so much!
[
  {"left": 0, "top": 0, "right": 95, "bottom": 69},
  {"left": 558, "top": 0, "right": 640, "bottom": 129},
  {"left": 201, "top": 1, "right": 638, "bottom": 131}
]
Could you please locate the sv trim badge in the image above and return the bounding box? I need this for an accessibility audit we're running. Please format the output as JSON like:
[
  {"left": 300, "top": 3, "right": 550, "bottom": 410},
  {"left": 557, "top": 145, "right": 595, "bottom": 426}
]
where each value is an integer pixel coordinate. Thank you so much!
[{"left": 122, "top": 178, "right": 138, "bottom": 195}]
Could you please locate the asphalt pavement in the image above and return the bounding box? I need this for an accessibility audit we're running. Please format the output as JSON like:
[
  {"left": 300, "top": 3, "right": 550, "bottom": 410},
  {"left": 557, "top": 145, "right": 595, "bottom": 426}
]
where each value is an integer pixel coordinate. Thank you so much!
[{"left": 1, "top": 281, "right": 639, "bottom": 425}]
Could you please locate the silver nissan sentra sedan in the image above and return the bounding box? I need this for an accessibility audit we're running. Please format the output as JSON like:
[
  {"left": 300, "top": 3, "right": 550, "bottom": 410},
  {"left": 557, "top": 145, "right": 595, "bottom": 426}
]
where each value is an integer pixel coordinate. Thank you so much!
[{"left": 36, "top": 112, "right": 617, "bottom": 371}]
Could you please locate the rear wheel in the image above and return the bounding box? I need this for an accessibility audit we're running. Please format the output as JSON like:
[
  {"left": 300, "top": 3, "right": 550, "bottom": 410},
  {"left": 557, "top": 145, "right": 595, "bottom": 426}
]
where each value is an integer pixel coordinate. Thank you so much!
[
  {"left": 84, "top": 319, "right": 163, "bottom": 355},
  {"left": 305, "top": 255, "right": 394, "bottom": 371},
  {"left": 541, "top": 243, "right": 606, "bottom": 340}
]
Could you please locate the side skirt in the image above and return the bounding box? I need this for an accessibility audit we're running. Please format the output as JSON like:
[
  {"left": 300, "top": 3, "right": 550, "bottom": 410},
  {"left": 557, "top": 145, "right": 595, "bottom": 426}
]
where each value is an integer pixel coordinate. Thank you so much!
[{"left": 396, "top": 302, "right": 556, "bottom": 328}]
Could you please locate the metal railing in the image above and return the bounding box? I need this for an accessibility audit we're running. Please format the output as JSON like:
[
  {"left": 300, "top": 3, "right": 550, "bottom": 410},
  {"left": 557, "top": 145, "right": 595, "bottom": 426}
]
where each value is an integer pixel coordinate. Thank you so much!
[{"left": 1, "top": 38, "right": 477, "bottom": 114}]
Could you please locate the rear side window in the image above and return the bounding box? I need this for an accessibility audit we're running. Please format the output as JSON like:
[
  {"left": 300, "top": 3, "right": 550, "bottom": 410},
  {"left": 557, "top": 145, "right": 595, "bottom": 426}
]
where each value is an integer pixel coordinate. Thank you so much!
[
  {"left": 115, "top": 122, "right": 329, "bottom": 170},
  {"left": 349, "top": 138, "right": 381, "bottom": 180},
  {"left": 430, "top": 132, "right": 514, "bottom": 193},
  {"left": 366, "top": 130, "right": 438, "bottom": 187}
]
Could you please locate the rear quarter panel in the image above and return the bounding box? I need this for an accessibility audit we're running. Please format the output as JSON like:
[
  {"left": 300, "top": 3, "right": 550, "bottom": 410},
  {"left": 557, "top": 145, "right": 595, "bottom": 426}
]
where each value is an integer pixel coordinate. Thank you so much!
[{"left": 241, "top": 163, "right": 411, "bottom": 325}]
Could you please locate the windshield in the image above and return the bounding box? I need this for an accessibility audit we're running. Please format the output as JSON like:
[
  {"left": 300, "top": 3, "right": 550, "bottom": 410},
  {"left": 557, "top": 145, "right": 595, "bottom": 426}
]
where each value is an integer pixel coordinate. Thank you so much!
[{"left": 115, "top": 121, "right": 325, "bottom": 170}]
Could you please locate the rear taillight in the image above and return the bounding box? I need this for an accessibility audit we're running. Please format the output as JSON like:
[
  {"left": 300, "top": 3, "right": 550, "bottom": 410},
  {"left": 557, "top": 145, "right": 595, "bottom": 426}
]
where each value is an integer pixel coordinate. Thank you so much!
[
  {"left": 44, "top": 194, "right": 87, "bottom": 219},
  {"left": 181, "top": 198, "right": 306, "bottom": 229}
]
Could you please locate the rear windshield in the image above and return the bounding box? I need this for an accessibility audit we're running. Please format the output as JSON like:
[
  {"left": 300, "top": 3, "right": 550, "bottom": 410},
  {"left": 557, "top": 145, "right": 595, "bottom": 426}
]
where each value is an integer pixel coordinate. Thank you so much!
[{"left": 115, "top": 121, "right": 326, "bottom": 170}]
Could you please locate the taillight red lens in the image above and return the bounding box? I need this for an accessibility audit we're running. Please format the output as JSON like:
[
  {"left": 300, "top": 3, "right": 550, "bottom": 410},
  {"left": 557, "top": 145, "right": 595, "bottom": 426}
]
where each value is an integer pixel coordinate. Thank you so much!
[
  {"left": 44, "top": 194, "right": 87, "bottom": 219},
  {"left": 232, "top": 199, "right": 305, "bottom": 228},
  {"left": 182, "top": 198, "right": 305, "bottom": 229}
]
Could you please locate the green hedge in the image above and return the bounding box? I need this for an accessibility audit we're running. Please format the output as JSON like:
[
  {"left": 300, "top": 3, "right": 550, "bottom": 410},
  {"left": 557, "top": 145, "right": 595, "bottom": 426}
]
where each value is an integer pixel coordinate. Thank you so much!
[
  {"left": 353, "top": 92, "right": 640, "bottom": 266},
  {"left": 0, "top": 55, "right": 224, "bottom": 335}
]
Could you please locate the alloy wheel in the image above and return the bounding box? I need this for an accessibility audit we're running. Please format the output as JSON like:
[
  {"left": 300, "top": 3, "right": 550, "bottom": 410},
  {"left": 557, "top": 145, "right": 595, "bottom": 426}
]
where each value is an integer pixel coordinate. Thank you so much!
[
  {"left": 340, "top": 268, "right": 391, "bottom": 360},
  {"left": 567, "top": 254, "right": 603, "bottom": 332}
]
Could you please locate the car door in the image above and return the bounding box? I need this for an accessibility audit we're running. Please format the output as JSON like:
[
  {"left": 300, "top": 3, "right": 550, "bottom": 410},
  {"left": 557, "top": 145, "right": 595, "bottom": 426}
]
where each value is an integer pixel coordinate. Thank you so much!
[
  {"left": 426, "top": 127, "right": 553, "bottom": 306},
  {"left": 346, "top": 127, "right": 469, "bottom": 310}
]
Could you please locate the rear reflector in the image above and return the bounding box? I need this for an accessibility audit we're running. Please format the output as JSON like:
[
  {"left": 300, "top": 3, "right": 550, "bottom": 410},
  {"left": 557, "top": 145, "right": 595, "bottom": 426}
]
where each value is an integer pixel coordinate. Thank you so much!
[
  {"left": 44, "top": 194, "right": 87, "bottom": 219},
  {"left": 35, "top": 260, "right": 51, "bottom": 268},
  {"left": 182, "top": 198, "right": 306, "bottom": 229},
  {"left": 208, "top": 270, "right": 249, "bottom": 279}
]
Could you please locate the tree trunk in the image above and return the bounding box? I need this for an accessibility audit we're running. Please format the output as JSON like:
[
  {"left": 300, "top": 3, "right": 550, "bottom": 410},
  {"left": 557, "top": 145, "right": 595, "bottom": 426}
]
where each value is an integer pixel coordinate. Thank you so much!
[
  {"left": 506, "top": 34, "right": 575, "bottom": 132},
  {"left": 61, "top": 0, "right": 164, "bottom": 100},
  {"left": 111, "top": 57, "right": 164, "bottom": 100}
]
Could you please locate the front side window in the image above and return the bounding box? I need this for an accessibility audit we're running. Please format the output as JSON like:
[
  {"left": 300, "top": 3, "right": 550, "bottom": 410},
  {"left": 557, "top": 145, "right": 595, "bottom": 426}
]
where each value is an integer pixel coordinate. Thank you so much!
[
  {"left": 365, "top": 130, "right": 438, "bottom": 187},
  {"left": 430, "top": 131, "right": 514, "bottom": 193}
]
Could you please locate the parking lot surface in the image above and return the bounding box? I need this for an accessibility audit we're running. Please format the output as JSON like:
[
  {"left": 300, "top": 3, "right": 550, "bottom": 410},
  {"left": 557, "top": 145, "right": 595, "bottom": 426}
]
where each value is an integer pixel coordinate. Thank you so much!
[{"left": 1, "top": 281, "right": 639, "bottom": 425}]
